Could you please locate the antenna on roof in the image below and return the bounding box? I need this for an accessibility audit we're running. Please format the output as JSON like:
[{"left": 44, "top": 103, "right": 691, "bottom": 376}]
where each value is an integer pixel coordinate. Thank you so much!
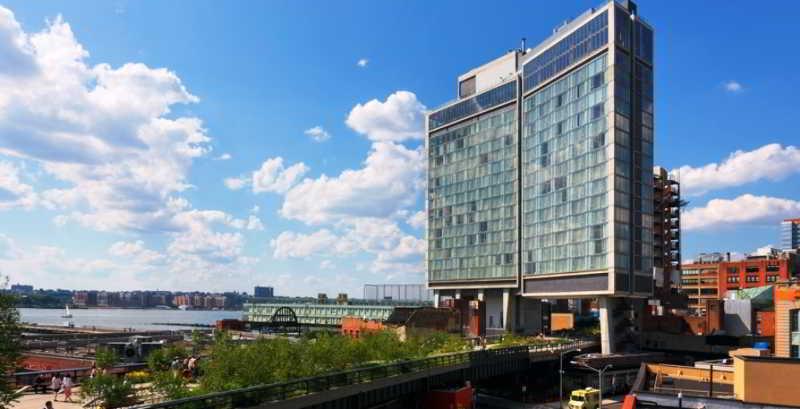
[{"left": 520, "top": 37, "right": 526, "bottom": 53}]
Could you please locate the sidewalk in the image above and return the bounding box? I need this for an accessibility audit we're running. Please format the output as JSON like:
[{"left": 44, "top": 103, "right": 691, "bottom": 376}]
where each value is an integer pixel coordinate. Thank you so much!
[{"left": 13, "top": 390, "right": 84, "bottom": 409}]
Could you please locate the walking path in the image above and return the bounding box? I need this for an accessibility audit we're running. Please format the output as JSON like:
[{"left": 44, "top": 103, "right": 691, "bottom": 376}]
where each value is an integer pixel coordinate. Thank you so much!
[{"left": 13, "top": 390, "right": 84, "bottom": 409}]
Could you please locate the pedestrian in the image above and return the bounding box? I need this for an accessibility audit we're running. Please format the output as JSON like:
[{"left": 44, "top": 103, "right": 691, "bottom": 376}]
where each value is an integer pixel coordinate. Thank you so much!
[
  {"left": 187, "top": 356, "right": 197, "bottom": 377},
  {"left": 89, "top": 363, "right": 97, "bottom": 379},
  {"left": 51, "top": 374, "right": 62, "bottom": 401},
  {"left": 61, "top": 374, "right": 74, "bottom": 402},
  {"left": 43, "top": 400, "right": 54, "bottom": 409},
  {"left": 33, "top": 374, "right": 47, "bottom": 394}
]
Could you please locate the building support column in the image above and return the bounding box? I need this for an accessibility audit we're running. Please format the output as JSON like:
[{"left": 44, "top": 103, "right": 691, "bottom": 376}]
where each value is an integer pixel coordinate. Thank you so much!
[
  {"left": 502, "top": 288, "right": 513, "bottom": 332},
  {"left": 477, "top": 289, "right": 485, "bottom": 302},
  {"left": 433, "top": 289, "right": 440, "bottom": 308},
  {"left": 599, "top": 297, "right": 615, "bottom": 354}
]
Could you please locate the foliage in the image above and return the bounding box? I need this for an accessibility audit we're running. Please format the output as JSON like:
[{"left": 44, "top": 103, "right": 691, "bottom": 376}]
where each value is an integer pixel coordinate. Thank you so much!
[
  {"left": 95, "top": 346, "right": 119, "bottom": 369},
  {"left": 125, "top": 370, "right": 151, "bottom": 384},
  {"left": 0, "top": 286, "right": 21, "bottom": 409},
  {"left": 81, "top": 374, "right": 135, "bottom": 409},
  {"left": 191, "top": 330, "right": 207, "bottom": 355},
  {"left": 150, "top": 371, "right": 194, "bottom": 401},
  {"left": 147, "top": 344, "right": 189, "bottom": 372}
]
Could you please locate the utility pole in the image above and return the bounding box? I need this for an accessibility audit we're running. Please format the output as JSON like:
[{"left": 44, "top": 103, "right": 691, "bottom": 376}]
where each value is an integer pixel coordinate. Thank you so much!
[
  {"left": 572, "top": 362, "right": 613, "bottom": 409},
  {"left": 560, "top": 347, "right": 581, "bottom": 408}
]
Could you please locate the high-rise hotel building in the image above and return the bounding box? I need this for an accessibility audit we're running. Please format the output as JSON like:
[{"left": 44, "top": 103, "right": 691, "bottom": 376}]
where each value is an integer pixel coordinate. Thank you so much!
[{"left": 426, "top": 1, "right": 653, "bottom": 352}]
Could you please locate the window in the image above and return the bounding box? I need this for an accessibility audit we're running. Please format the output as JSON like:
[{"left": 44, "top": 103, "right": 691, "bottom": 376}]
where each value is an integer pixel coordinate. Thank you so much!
[
  {"left": 592, "top": 104, "right": 604, "bottom": 119},
  {"left": 727, "top": 267, "right": 739, "bottom": 274},
  {"left": 479, "top": 222, "right": 488, "bottom": 232},
  {"left": 745, "top": 265, "right": 759, "bottom": 274},
  {"left": 727, "top": 276, "right": 739, "bottom": 283},
  {"left": 556, "top": 93, "right": 565, "bottom": 107},
  {"left": 767, "top": 264, "right": 780, "bottom": 272},
  {"left": 767, "top": 275, "right": 778, "bottom": 283},
  {"left": 591, "top": 132, "right": 605, "bottom": 149},
  {"left": 745, "top": 275, "right": 759, "bottom": 283},
  {"left": 504, "top": 253, "right": 513, "bottom": 264},
  {"left": 592, "top": 73, "right": 604, "bottom": 89}
]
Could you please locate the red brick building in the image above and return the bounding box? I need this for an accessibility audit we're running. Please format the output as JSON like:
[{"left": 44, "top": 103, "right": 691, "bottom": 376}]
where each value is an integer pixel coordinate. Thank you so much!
[{"left": 681, "top": 252, "right": 798, "bottom": 314}]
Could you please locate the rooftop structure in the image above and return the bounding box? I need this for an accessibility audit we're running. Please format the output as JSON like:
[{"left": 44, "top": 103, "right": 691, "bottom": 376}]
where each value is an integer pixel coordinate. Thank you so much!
[
  {"left": 426, "top": 0, "right": 655, "bottom": 354},
  {"left": 243, "top": 302, "right": 400, "bottom": 327}
]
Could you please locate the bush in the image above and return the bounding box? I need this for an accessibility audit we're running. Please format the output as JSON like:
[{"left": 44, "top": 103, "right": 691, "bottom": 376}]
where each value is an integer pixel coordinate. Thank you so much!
[{"left": 81, "top": 374, "right": 135, "bottom": 409}]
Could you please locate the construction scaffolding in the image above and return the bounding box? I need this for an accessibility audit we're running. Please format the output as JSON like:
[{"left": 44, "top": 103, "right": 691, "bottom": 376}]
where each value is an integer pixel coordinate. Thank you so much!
[{"left": 363, "top": 284, "right": 433, "bottom": 302}]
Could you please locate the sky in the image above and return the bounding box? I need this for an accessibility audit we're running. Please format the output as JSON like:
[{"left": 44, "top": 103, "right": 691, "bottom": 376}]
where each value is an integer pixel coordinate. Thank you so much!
[{"left": 0, "top": 0, "right": 799, "bottom": 296}]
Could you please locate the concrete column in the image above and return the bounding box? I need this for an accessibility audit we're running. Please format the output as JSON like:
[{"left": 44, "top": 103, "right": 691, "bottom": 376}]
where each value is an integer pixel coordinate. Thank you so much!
[
  {"left": 502, "top": 288, "right": 512, "bottom": 332},
  {"left": 477, "top": 289, "right": 485, "bottom": 302},
  {"left": 454, "top": 290, "right": 461, "bottom": 300},
  {"left": 433, "top": 289, "right": 440, "bottom": 308},
  {"left": 599, "top": 297, "right": 615, "bottom": 354}
]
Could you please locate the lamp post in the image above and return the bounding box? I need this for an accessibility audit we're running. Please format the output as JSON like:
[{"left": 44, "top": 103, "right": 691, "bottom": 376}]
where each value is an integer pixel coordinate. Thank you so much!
[
  {"left": 560, "top": 348, "right": 581, "bottom": 408},
  {"left": 571, "top": 361, "right": 613, "bottom": 409}
]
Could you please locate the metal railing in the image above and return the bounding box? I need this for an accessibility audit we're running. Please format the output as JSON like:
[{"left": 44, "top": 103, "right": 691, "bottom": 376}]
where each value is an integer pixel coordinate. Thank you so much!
[{"left": 131, "top": 340, "right": 594, "bottom": 409}]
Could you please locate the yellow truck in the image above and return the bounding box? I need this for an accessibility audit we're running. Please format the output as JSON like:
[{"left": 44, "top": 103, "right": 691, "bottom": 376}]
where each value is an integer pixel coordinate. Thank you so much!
[{"left": 568, "top": 387, "right": 600, "bottom": 409}]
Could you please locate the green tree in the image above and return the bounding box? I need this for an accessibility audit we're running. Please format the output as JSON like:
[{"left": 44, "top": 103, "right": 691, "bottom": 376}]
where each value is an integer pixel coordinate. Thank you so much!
[
  {"left": 0, "top": 282, "right": 21, "bottom": 409},
  {"left": 81, "top": 374, "right": 135, "bottom": 409},
  {"left": 95, "top": 346, "right": 119, "bottom": 369}
]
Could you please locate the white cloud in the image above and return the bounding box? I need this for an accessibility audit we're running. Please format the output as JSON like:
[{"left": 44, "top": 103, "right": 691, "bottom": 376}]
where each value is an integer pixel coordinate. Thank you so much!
[
  {"left": 245, "top": 214, "right": 264, "bottom": 231},
  {"left": 224, "top": 176, "right": 247, "bottom": 190},
  {"left": 0, "top": 161, "right": 36, "bottom": 210},
  {"left": 723, "top": 80, "right": 743, "bottom": 93},
  {"left": 356, "top": 58, "right": 369, "bottom": 68},
  {"left": 281, "top": 141, "right": 423, "bottom": 224},
  {"left": 250, "top": 205, "right": 260, "bottom": 213},
  {"left": 345, "top": 91, "right": 426, "bottom": 142},
  {"left": 304, "top": 126, "right": 331, "bottom": 142},
  {"left": 108, "top": 240, "right": 164, "bottom": 264},
  {"left": 252, "top": 157, "right": 309, "bottom": 194},
  {"left": 319, "top": 260, "right": 335, "bottom": 270},
  {"left": 683, "top": 194, "right": 800, "bottom": 231},
  {"left": 406, "top": 210, "right": 426, "bottom": 229},
  {"left": 214, "top": 153, "right": 232, "bottom": 161},
  {"left": 675, "top": 144, "right": 800, "bottom": 196},
  {"left": 0, "top": 8, "right": 216, "bottom": 233},
  {"left": 271, "top": 229, "right": 357, "bottom": 259}
]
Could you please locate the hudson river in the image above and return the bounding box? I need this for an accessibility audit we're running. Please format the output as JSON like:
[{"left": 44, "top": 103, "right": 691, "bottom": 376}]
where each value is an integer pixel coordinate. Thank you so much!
[{"left": 18, "top": 308, "right": 242, "bottom": 331}]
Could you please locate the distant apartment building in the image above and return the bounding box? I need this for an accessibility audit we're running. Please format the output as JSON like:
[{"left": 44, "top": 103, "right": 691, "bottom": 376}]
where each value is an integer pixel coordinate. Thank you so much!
[
  {"left": 426, "top": 0, "right": 655, "bottom": 353},
  {"left": 681, "top": 251, "right": 799, "bottom": 314},
  {"left": 10, "top": 284, "right": 34, "bottom": 294},
  {"left": 254, "top": 286, "right": 274, "bottom": 298},
  {"left": 72, "top": 290, "right": 98, "bottom": 307},
  {"left": 782, "top": 218, "right": 800, "bottom": 250},
  {"left": 652, "top": 167, "right": 681, "bottom": 292}
]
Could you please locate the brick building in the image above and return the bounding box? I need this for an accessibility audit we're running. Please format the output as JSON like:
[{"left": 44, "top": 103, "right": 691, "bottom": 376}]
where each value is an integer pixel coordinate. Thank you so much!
[{"left": 681, "top": 251, "right": 798, "bottom": 314}]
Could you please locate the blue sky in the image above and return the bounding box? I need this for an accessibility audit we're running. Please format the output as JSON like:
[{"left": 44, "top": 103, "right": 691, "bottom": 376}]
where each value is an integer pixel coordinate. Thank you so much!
[{"left": 0, "top": 1, "right": 798, "bottom": 295}]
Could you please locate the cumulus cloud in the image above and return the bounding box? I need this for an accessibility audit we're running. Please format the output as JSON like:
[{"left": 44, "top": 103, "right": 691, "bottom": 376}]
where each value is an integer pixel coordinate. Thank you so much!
[
  {"left": 0, "top": 161, "right": 36, "bottom": 210},
  {"left": 345, "top": 91, "right": 426, "bottom": 142},
  {"left": 406, "top": 210, "right": 426, "bottom": 229},
  {"left": 252, "top": 157, "right": 309, "bottom": 194},
  {"left": 683, "top": 194, "right": 800, "bottom": 231},
  {"left": 356, "top": 58, "right": 368, "bottom": 68},
  {"left": 675, "top": 144, "right": 800, "bottom": 196},
  {"left": 280, "top": 141, "right": 423, "bottom": 224},
  {"left": 304, "top": 126, "right": 331, "bottom": 142},
  {"left": 271, "top": 229, "right": 357, "bottom": 259},
  {"left": 723, "top": 80, "right": 743, "bottom": 93},
  {"left": 224, "top": 176, "right": 247, "bottom": 190},
  {"left": 0, "top": 8, "right": 215, "bottom": 233},
  {"left": 214, "top": 153, "right": 232, "bottom": 161}
]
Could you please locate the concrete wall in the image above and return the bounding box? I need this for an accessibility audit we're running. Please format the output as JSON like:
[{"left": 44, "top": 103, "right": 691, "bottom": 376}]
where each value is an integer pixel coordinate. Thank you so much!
[{"left": 724, "top": 299, "right": 753, "bottom": 336}]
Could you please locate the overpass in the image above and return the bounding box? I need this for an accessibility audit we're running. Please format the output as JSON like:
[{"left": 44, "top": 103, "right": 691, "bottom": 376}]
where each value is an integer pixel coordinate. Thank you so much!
[{"left": 132, "top": 340, "right": 597, "bottom": 409}]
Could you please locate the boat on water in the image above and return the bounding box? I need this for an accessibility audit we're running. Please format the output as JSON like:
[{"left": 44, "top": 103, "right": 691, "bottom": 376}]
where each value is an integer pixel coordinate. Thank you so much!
[
  {"left": 61, "top": 305, "right": 73, "bottom": 318},
  {"left": 177, "top": 305, "right": 191, "bottom": 311}
]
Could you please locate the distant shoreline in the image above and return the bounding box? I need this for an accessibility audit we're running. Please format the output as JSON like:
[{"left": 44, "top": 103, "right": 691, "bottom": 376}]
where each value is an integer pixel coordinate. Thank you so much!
[{"left": 17, "top": 306, "right": 244, "bottom": 312}]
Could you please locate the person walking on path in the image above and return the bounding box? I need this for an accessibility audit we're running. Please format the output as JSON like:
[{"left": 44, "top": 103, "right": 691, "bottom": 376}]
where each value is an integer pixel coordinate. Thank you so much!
[
  {"left": 51, "top": 374, "right": 62, "bottom": 401},
  {"left": 43, "top": 400, "right": 54, "bottom": 409},
  {"left": 61, "top": 374, "right": 74, "bottom": 402}
]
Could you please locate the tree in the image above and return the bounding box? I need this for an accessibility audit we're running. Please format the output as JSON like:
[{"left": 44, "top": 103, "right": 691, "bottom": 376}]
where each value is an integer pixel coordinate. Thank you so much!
[
  {"left": 0, "top": 280, "right": 22, "bottom": 409},
  {"left": 95, "top": 346, "right": 119, "bottom": 370}
]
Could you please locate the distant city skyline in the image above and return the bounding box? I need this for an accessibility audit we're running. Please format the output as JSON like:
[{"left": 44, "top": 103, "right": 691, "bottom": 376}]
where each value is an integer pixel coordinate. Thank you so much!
[{"left": 0, "top": 1, "right": 799, "bottom": 296}]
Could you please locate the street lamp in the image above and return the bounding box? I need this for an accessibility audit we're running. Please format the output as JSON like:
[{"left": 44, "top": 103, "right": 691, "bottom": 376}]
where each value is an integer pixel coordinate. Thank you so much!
[
  {"left": 559, "top": 348, "right": 581, "bottom": 408},
  {"left": 571, "top": 361, "right": 613, "bottom": 409}
]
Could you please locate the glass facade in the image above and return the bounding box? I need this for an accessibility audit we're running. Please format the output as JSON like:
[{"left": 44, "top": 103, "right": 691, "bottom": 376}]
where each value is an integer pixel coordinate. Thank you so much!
[
  {"left": 428, "top": 106, "right": 518, "bottom": 282},
  {"left": 782, "top": 220, "right": 800, "bottom": 250},
  {"left": 427, "top": 2, "right": 655, "bottom": 295},
  {"left": 521, "top": 53, "right": 610, "bottom": 276},
  {"left": 522, "top": 11, "right": 608, "bottom": 93},
  {"left": 429, "top": 81, "right": 516, "bottom": 130}
]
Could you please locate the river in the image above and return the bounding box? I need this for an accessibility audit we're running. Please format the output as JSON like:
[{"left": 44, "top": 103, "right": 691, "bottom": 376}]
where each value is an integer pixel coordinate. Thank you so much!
[{"left": 18, "top": 307, "right": 243, "bottom": 331}]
